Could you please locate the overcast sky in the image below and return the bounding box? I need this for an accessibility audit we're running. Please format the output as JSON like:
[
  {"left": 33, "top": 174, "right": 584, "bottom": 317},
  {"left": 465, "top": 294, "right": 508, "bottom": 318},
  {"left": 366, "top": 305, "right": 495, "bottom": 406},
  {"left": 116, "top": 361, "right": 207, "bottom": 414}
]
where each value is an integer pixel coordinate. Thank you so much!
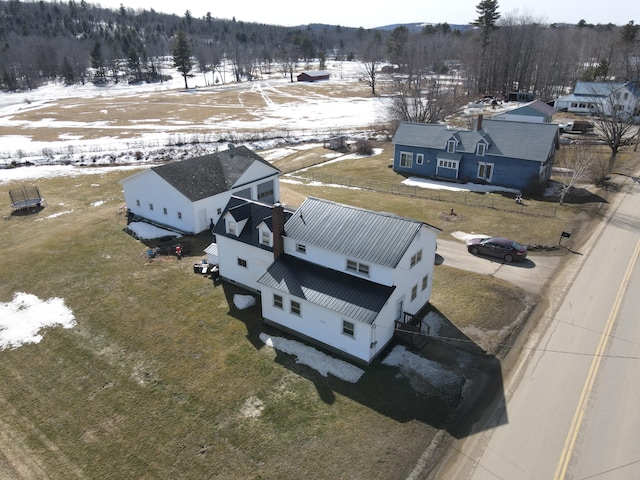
[{"left": 89, "top": 0, "right": 637, "bottom": 28}]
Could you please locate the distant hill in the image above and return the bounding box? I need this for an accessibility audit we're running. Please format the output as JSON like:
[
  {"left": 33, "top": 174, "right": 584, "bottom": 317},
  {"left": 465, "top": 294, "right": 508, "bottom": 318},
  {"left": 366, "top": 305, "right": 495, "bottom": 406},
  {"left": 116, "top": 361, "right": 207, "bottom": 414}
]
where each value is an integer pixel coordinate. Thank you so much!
[{"left": 376, "top": 22, "right": 473, "bottom": 33}]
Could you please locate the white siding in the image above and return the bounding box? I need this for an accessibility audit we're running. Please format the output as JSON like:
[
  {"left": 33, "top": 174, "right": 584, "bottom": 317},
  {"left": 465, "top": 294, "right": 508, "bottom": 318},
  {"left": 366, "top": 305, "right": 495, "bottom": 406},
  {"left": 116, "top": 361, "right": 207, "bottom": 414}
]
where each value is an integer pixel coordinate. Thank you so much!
[
  {"left": 216, "top": 236, "right": 274, "bottom": 292},
  {"left": 261, "top": 285, "right": 381, "bottom": 363},
  {"left": 121, "top": 170, "right": 194, "bottom": 232},
  {"left": 391, "top": 226, "right": 438, "bottom": 316},
  {"left": 281, "top": 237, "right": 395, "bottom": 286}
]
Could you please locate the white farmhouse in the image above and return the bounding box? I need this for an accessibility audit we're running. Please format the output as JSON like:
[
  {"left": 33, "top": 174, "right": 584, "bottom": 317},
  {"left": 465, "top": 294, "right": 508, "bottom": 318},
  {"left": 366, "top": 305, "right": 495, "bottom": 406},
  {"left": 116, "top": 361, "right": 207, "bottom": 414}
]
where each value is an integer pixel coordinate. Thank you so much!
[
  {"left": 553, "top": 81, "right": 640, "bottom": 118},
  {"left": 213, "top": 196, "right": 441, "bottom": 365},
  {"left": 120, "top": 146, "right": 280, "bottom": 234}
]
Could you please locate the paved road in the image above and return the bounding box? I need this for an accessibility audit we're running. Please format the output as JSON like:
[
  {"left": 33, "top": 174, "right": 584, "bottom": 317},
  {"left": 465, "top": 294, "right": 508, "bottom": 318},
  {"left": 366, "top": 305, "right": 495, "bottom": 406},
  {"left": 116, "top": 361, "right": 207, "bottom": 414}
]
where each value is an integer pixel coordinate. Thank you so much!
[
  {"left": 436, "top": 239, "right": 562, "bottom": 297},
  {"left": 430, "top": 173, "right": 640, "bottom": 479}
]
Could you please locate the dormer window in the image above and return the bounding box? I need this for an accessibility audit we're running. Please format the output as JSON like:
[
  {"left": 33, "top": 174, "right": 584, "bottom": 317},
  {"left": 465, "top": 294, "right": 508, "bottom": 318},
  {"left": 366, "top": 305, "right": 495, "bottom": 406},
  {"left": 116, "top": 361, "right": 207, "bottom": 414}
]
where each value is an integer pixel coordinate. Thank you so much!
[
  {"left": 227, "top": 220, "right": 237, "bottom": 235},
  {"left": 447, "top": 139, "right": 456, "bottom": 153},
  {"left": 261, "top": 230, "right": 271, "bottom": 246},
  {"left": 476, "top": 143, "right": 486, "bottom": 156},
  {"left": 347, "top": 259, "right": 369, "bottom": 276}
]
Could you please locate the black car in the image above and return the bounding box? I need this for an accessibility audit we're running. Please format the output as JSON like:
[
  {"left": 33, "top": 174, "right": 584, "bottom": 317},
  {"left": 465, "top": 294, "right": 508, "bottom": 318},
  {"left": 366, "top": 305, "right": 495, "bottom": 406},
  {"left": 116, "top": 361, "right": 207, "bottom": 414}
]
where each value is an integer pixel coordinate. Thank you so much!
[{"left": 466, "top": 237, "right": 527, "bottom": 262}]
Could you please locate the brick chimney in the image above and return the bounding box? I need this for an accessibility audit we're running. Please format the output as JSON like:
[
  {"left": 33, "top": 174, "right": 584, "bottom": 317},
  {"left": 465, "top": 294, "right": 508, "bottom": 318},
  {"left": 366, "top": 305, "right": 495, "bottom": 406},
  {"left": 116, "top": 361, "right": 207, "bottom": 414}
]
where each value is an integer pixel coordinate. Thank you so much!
[
  {"left": 476, "top": 114, "right": 483, "bottom": 131},
  {"left": 272, "top": 203, "right": 285, "bottom": 260}
]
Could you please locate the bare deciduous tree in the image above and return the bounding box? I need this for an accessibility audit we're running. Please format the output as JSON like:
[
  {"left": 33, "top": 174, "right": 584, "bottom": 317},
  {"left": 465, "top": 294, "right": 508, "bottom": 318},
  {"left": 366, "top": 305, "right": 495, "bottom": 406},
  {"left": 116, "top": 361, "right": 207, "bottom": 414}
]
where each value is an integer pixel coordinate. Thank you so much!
[
  {"left": 555, "top": 145, "right": 599, "bottom": 204},
  {"left": 588, "top": 83, "right": 639, "bottom": 169},
  {"left": 387, "top": 74, "right": 461, "bottom": 125}
]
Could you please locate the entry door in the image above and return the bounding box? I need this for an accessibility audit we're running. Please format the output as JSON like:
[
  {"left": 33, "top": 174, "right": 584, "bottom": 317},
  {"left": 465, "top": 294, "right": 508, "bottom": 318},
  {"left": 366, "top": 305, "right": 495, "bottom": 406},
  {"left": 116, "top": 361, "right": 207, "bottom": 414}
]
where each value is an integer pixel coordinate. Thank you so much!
[{"left": 395, "top": 297, "right": 404, "bottom": 321}]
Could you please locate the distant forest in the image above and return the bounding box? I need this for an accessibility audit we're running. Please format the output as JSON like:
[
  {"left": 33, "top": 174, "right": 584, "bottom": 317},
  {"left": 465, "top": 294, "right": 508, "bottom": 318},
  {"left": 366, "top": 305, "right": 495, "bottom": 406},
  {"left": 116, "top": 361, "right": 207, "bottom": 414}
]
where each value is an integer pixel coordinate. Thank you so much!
[{"left": 0, "top": 0, "right": 638, "bottom": 102}]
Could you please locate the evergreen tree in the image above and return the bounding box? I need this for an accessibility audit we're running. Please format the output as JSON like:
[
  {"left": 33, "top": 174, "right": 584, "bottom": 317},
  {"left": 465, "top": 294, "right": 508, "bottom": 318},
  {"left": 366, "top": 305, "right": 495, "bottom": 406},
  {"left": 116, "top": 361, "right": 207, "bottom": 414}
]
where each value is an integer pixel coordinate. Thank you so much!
[
  {"left": 127, "top": 46, "right": 141, "bottom": 83},
  {"left": 472, "top": 0, "right": 501, "bottom": 93},
  {"left": 62, "top": 56, "right": 75, "bottom": 85},
  {"left": 90, "top": 41, "right": 107, "bottom": 84},
  {"left": 172, "top": 30, "right": 193, "bottom": 89},
  {"left": 473, "top": 0, "right": 501, "bottom": 46}
]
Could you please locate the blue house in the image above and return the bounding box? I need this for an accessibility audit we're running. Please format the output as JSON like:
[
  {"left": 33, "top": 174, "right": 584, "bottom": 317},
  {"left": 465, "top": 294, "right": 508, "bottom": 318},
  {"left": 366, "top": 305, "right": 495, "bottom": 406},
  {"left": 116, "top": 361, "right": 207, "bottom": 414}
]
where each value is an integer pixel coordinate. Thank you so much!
[{"left": 392, "top": 117, "right": 560, "bottom": 192}]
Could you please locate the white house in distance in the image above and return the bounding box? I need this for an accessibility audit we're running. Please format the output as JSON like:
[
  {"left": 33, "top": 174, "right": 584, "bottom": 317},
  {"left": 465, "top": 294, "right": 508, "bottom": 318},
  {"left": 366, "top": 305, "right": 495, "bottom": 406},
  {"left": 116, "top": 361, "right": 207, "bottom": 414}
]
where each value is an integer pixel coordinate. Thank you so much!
[
  {"left": 553, "top": 81, "right": 640, "bottom": 118},
  {"left": 213, "top": 196, "right": 441, "bottom": 365},
  {"left": 120, "top": 146, "right": 281, "bottom": 234}
]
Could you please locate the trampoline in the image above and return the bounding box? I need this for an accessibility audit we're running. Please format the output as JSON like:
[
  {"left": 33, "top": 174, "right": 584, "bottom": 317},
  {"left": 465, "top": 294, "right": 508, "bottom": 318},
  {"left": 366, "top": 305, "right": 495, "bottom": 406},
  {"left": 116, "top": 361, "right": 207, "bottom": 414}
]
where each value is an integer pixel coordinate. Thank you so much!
[{"left": 9, "top": 185, "right": 45, "bottom": 212}]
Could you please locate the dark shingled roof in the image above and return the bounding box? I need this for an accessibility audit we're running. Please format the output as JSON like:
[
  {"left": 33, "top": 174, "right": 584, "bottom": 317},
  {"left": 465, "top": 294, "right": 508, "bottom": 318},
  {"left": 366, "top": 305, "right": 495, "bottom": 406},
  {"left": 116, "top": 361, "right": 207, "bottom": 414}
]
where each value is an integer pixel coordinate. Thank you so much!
[
  {"left": 257, "top": 255, "right": 394, "bottom": 324},
  {"left": 151, "top": 146, "right": 279, "bottom": 202}
]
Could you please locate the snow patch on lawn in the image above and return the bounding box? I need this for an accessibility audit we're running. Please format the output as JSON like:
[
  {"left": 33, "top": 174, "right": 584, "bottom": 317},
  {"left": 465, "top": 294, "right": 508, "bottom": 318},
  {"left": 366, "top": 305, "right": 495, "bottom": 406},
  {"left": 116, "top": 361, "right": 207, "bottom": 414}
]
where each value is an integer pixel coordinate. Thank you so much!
[
  {"left": 126, "top": 221, "right": 182, "bottom": 240},
  {"left": 0, "top": 293, "right": 76, "bottom": 350},
  {"left": 233, "top": 294, "right": 256, "bottom": 310},
  {"left": 260, "top": 333, "right": 365, "bottom": 383}
]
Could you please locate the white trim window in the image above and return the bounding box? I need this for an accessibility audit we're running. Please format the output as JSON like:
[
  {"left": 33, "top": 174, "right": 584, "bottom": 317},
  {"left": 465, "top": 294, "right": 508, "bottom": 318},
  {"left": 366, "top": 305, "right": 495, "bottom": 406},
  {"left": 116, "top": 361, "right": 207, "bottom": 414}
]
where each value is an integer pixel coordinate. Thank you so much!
[
  {"left": 476, "top": 142, "right": 486, "bottom": 156},
  {"left": 346, "top": 259, "right": 369, "bottom": 276},
  {"left": 342, "top": 320, "right": 355, "bottom": 338},
  {"left": 227, "top": 220, "right": 237, "bottom": 235},
  {"left": 410, "top": 249, "right": 422, "bottom": 267},
  {"left": 399, "top": 152, "right": 413, "bottom": 168},
  {"left": 447, "top": 139, "right": 456, "bottom": 153},
  {"left": 261, "top": 230, "right": 271, "bottom": 246},
  {"left": 438, "top": 159, "right": 459, "bottom": 169},
  {"left": 478, "top": 162, "right": 494, "bottom": 181},
  {"left": 273, "top": 294, "right": 283, "bottom": 309},
  {"left": 416, "top": 153, "right": 424, "bottom": 165},
  {"left": 290, "top": 300, "right": 301, "bottom": 316}
]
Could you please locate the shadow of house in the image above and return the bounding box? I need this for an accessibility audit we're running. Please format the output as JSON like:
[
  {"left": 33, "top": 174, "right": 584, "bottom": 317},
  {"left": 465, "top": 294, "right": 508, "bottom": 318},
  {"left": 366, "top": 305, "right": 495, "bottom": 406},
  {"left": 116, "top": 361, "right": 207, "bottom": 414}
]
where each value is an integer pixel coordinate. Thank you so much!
[{"left": 222, "top": 282, "right": 507, "bottom": 440}]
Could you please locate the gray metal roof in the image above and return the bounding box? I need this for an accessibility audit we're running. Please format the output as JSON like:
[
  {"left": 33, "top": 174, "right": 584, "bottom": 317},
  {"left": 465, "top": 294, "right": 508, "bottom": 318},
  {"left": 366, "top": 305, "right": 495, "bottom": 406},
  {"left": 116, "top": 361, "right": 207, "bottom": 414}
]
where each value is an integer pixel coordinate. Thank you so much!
[
  {"left": 494, "top": 99, "right": 556, "bottom": 118},
  {"left": 257, "top": 255, "right": 394, "bottom": 324},
  {"left": 151, "top": 146, "right": 279, "bottom": 202},
  {"left": 393, "top": 119, "right": 559, "bottom": 163},
  {"left": 283, "top": 197, "right": 438, "bottom": 268},
  {"left": 573, "top": 81, "right": 625, "bottom": 96}
]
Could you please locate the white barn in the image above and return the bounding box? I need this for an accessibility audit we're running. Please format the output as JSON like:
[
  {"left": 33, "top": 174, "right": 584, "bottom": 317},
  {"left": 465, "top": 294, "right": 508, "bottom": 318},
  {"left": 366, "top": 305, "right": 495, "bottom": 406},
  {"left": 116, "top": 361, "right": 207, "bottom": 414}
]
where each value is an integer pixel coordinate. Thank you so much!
[
  {"left": 213, "top": 196, "right": 441, "bottom": 365},
  {"left": 120, "top": 146, "right": 280, "bottom": 234}
]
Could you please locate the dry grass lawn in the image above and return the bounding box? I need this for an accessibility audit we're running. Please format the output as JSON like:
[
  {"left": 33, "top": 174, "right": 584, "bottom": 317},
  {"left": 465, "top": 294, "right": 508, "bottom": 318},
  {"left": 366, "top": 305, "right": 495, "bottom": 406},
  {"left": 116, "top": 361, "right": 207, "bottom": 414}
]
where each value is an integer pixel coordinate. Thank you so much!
[{"left": 1, "top": 80, "right": 638, "bottom": 479}]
